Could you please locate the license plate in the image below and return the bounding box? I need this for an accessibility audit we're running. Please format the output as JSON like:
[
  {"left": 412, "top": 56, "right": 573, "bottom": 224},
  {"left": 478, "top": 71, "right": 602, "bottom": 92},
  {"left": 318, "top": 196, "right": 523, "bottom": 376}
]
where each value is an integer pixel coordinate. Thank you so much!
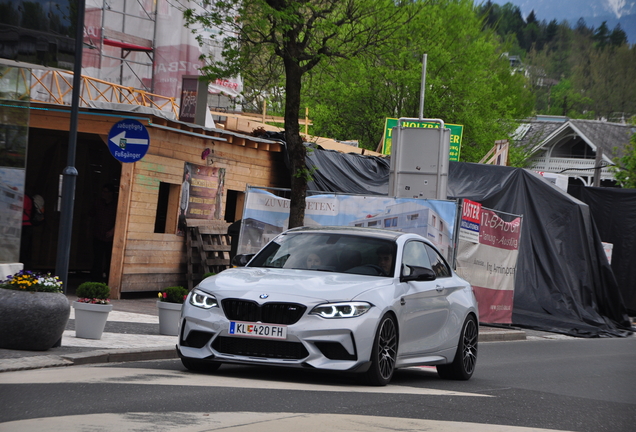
[{"left": 228, "top": 321, "right": 287, "bottom": 340}]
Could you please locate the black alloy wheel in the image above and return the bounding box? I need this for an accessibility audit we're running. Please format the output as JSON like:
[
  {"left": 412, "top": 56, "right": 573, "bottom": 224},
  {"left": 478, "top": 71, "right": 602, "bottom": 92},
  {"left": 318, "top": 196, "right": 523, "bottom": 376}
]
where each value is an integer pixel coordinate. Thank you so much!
[
  {"left": 437, "top": 314, "right": 478, "bottom": 380},
  {"left": 362, "top": 314, "right": 398, "bottom": 386}
]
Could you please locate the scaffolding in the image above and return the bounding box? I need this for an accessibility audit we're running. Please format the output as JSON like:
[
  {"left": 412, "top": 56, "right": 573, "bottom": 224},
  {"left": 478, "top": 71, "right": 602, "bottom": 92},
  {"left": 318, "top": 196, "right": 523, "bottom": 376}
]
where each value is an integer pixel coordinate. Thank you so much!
[
  {"left": 83, "top": 0, "right": 156, "bottom": 92},
  {"left": 29, "top": 69, "right": 178, "bottom": 117}
]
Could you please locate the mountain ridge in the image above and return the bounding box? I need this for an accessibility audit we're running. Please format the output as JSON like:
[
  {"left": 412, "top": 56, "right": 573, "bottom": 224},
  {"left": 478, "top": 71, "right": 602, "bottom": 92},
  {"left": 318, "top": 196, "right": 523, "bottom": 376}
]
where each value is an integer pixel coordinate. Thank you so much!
[{"left": 479, "top": 0, "right": 636, "bottom": 44}]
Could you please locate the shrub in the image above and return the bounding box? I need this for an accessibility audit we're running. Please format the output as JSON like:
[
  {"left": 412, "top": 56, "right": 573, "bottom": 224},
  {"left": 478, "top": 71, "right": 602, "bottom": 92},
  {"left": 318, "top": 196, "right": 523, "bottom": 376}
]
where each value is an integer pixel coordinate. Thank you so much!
[
  {"left": 158, "top": 286, "right": 189, "bottom": 303},
  {"left": 203, "top": 272, "right": 217, "bottom": 279},
  {"left": 76, "top": 282, "right": 111, "bottom": 304}
]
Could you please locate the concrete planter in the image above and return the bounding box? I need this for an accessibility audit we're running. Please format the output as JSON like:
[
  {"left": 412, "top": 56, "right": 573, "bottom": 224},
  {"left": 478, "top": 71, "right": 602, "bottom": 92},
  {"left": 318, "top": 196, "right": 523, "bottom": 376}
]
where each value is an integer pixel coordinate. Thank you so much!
[
  {"left": 0, "top": 288, "right": 70, "bottom": 351},
  {"left": 72, "top": 301, "right": 113, "bottom": 339},
  {"left": 157, "top": 301, "right": 182, "bottom": 336}
]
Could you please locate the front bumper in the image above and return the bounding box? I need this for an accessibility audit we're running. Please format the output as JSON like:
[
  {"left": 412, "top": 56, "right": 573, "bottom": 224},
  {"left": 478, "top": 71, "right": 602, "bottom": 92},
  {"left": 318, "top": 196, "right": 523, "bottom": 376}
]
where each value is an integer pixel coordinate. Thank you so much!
[{"left": 177, "top": 301, "right": 381, "bottom": 372}]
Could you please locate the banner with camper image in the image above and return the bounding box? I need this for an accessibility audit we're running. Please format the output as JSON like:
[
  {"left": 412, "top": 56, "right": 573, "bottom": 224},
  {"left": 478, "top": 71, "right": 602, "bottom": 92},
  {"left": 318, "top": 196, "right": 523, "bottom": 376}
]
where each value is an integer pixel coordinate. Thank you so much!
[{"left": 237, "top": 187, "right": 459, "bottom": 262}]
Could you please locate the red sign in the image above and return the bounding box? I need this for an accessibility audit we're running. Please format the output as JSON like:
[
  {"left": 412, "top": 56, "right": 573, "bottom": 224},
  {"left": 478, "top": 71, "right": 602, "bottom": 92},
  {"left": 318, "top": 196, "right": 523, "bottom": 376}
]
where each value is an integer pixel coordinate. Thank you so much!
[{"left": 462, "top": 199, "right": 481, "bottom": 224}]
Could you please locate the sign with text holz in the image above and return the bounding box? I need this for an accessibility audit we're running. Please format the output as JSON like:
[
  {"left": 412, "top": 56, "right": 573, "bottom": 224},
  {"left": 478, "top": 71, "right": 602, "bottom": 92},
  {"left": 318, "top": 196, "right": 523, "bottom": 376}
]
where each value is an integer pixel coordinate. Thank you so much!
[
  {"left": 455, "top": 199, "right": 522, "bottom": 324},
  {"left": 382, "top": 118, "right": 463, "bottom": 161}
]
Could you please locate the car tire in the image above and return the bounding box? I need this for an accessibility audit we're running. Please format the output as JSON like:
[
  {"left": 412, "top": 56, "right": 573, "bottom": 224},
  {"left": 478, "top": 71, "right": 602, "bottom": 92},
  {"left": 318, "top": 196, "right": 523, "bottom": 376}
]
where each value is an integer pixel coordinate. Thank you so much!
[
  {"left": 437, "top": 314, "right": 478, "bottom": 380},
  {"left": 361, "top": 314, "right": 398, "bottom": 386},
  {"left": 181, "top": 356, "right": 221, "bottom": 373}
]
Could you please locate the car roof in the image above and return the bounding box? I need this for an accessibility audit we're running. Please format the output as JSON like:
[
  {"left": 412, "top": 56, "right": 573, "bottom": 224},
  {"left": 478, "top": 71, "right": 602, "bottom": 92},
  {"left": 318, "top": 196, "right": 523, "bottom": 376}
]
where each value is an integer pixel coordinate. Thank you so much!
[{"left": 284, "top": 226, "right": 408, "bottom": 241}]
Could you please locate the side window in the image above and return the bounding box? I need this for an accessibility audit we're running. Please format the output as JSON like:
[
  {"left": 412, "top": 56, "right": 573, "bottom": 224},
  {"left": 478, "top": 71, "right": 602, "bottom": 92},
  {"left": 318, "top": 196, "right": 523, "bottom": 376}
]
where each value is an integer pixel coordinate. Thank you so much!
[
  {"left": 425, "top": 244, "right": 451, "bottom": 278},
  {"left": 402, "top": 241, "right": 432, "bottom": 275}
]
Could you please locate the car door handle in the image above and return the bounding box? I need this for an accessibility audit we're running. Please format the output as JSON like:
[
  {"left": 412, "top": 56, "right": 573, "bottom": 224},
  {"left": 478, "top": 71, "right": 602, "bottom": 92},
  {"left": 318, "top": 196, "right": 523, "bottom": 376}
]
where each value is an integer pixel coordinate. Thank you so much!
[
  {"left": 400, "top": 298, "right": 405, "bottom": 306},
  {"left": 436, "top": 285, "right": 443, "bottom": 292}
]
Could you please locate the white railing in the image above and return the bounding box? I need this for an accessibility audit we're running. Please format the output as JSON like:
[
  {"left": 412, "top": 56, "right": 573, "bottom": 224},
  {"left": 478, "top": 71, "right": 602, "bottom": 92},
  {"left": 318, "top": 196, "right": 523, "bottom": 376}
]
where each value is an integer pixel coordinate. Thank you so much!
[{"left": 531, "top": 157, "right": 614, "bottom": 177}]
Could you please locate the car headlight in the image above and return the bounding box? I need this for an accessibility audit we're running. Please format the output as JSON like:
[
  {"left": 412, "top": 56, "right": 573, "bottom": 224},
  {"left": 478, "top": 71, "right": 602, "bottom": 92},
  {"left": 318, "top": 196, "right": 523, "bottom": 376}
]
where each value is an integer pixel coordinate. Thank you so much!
[
  {"left": 310, "top": 302, "right": 372, "bottom": 318},
  {"left": 189, "top": 289, "right": 218, "bottom": 309}
]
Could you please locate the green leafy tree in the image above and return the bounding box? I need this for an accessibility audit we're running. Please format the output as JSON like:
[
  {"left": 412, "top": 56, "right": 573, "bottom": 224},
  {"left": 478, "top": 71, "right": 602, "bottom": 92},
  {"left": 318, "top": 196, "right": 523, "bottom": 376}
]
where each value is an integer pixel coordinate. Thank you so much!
[
  {"left": 593, "top": 21, "right": 610, "bottom": 49},
  {"left": 305, "top": 0, "right": 534, "bottom": 163},
  {"left": 20, "top": 2, "right": 48, "bottom": 30},
  {"left": 476, "top": 1, "right": 527, "bottom": 53},
  {"left": 544, "top": 19, "right": 559, "bottom": 46},
  {"left": 609, "top": 24, "right": 628, "bottom": 47},
  {"left": 546, "top": 79, "right": 592, "bottom": 117},
  {"left": 0, "top": 2, "right": 20, "bottom": 26},
  {"left": 611, "top": 133, "right": 636, "bottom": 189},
  {"left": 184, "top": 0, "right": 419, "bottom": 228}
]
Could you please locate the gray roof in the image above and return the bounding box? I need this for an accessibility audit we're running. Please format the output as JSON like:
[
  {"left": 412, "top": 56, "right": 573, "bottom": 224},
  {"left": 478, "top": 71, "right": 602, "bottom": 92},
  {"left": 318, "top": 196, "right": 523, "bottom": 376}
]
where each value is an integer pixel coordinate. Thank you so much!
[{"left": 514, "top": 117, "right": 635, "bottom": 160}]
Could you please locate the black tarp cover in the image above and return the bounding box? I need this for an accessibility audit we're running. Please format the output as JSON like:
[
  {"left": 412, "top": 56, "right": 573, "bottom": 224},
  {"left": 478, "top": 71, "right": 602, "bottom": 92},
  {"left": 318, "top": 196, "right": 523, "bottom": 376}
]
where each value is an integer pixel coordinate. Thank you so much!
[
  {"left": 447, "top": 162, "right": 631, "bottom": 337},
  {"left": 301, "top": 147, "right": 632, "bottom": 337},
  {"left": 306, "top": 146, "right": 391, "bottom": 195},
  {"left": 569, "top": 186, "right": 636, "bottom": 315}
]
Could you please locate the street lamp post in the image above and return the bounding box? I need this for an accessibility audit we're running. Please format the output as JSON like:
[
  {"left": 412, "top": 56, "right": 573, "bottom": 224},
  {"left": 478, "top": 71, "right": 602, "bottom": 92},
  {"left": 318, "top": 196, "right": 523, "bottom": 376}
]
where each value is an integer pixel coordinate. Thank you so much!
[{"left": 55, "top": 0, "right": 86, "bottom": 293}]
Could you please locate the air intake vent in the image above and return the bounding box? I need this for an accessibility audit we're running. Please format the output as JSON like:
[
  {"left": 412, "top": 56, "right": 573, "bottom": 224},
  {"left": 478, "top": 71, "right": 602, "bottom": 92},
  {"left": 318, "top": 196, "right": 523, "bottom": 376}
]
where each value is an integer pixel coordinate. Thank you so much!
[
  {"left": 222, "top": 299, "right": 306, "bottom": 324},
  {"left": 213, "top": 336, "right": 308, "bottom": 360}
]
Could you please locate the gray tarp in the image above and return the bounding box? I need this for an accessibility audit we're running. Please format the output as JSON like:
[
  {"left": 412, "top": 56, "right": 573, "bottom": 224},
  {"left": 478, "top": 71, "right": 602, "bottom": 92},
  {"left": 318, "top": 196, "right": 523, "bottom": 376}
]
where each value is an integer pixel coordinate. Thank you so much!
[{"left": 300, "top": 146, "right": 632, "bottom": 337}]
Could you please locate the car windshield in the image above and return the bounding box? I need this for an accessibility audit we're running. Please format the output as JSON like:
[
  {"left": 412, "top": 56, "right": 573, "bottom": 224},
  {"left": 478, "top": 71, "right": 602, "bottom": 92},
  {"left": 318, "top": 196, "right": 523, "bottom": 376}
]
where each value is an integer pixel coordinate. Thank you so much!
[{"left": 248, "top": 232, "right": 396, "bottom": 277}]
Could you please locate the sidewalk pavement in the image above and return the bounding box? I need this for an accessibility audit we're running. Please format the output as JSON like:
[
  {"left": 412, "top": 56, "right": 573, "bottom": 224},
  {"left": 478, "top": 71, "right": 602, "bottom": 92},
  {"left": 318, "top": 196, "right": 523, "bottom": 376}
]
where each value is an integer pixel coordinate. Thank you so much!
[{"left": 0, "top": 294, "right": 528, "bottom": 374}]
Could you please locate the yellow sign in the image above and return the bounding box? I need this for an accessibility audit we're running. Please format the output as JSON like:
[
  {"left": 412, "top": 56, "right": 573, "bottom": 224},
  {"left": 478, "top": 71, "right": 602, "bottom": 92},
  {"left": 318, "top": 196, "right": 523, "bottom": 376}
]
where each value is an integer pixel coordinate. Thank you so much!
[{"left": 382, "top": 118, "right": 463, "bottom": 161}]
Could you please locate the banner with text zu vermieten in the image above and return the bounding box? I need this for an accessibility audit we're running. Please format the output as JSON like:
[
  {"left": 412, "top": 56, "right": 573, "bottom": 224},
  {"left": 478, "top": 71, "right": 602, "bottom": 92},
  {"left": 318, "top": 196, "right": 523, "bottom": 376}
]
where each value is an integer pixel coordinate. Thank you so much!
[
  {"left": 455, "top": 199, "right": 522, "bottom": 324},
  {"left": 237, "top": 188, "right": 458, "bottom": 263}
]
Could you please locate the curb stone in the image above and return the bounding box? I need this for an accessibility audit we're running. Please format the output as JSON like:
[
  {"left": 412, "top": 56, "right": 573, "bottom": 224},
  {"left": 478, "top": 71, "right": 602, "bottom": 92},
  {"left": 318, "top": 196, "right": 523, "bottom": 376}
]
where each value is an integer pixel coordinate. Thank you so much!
[
  {"left": 0, "top": 355, "right": 74, "bottom": 372},
  {"left": 479, "top": 330, "right": 526, "bottom": 342},
  {"left": 0, "top": 331, "right": 526, "bottom": 373},
  {"left": 0, "top": 347, "right": 178, "bottom": 373},
  {"left": 61, "top": 346, "right": 178, "bottom": 365}
]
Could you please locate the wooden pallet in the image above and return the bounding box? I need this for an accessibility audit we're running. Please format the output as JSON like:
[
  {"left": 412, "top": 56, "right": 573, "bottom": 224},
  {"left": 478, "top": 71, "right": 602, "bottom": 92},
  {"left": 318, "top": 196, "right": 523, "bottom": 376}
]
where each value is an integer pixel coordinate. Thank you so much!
[{"left": 186, "top": 221, "right": 231, "bottom": 290}]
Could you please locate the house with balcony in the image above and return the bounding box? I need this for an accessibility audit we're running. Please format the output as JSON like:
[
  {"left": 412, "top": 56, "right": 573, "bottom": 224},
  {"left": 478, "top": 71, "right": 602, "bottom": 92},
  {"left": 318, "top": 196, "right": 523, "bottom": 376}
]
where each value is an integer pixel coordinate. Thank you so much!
[{"left": 514, "top": 115, "right": 635, "bottom": 187}]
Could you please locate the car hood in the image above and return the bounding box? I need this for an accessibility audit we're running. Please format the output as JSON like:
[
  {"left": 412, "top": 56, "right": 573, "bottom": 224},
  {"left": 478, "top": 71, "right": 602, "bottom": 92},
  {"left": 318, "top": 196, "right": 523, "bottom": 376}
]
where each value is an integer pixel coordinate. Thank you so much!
[{"left": 196, "top": 267, "right": 393, "bottom": 303}]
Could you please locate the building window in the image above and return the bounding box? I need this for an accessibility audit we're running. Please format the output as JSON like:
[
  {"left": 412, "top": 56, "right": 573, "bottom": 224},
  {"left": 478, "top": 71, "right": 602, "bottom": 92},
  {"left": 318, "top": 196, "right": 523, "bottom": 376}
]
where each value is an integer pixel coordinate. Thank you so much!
[
  {"left": 407, "top": 213, "right": 419, "bottom": 221},
  {"left": 368, "top": 220, "right": 378, "bottom": 227},
  {"left": 224, "top": 189, "right": 245, "bottom": 222},
  {"left": 154, "top": 182, "right": 180, "bottom": 233},
  {"left": 384, "top": 217, "right": 397, "bottom": 227}
]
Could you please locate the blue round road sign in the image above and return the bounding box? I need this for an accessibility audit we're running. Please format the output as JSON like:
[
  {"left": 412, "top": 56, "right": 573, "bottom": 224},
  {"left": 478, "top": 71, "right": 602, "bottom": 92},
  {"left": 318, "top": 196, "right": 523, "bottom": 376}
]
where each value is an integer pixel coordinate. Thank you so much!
[{"left": 108, "top": 119, "right": 150, "bottom": 163}]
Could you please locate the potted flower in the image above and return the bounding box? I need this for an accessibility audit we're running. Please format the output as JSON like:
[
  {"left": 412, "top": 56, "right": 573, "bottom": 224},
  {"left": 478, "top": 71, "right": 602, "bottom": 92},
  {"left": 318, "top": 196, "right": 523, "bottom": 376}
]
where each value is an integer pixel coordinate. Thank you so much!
[
  {"left": 157, "top": 286, "right": 188, "bottom": 336},
  {"left": 72, "top": 282, "right": 112, "bottom": 340},
  {"left": 0, "top": 270, "right": 69, "bottom": 351}
]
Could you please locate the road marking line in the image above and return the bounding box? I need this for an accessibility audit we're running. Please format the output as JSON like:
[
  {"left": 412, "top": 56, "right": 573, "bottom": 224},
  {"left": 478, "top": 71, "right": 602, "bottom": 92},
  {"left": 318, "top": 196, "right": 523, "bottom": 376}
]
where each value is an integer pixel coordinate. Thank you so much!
[
  {"left": 0, "top": 366, "right": 491, "bottom": 397},
  {"left": 0, "top": 412, "right": 576, "bottom": 431}
]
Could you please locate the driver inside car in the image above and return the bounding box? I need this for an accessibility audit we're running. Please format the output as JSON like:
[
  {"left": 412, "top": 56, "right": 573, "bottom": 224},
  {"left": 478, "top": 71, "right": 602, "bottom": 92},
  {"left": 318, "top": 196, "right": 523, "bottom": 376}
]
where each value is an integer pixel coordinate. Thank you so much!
[{"left": 376, "top": 245, "right": 393, "bottom": 275}]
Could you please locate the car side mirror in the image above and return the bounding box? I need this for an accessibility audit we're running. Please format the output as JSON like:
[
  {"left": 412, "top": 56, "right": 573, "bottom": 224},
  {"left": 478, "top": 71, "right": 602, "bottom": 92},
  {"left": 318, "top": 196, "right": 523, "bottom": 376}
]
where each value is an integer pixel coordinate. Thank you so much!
[
  {"left": 232, "top": 254, "right": 254, "bottom": 267},
  {"left": 400, "top": 265, "right": 436, "bottom": 282}
]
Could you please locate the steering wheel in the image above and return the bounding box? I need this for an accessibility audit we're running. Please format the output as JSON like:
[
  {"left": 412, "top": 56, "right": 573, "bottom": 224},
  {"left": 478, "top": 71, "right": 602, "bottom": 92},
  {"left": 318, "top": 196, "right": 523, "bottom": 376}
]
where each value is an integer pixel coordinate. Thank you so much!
[{"left": 363, "top": 264, "right": 387, "bottom": 276}]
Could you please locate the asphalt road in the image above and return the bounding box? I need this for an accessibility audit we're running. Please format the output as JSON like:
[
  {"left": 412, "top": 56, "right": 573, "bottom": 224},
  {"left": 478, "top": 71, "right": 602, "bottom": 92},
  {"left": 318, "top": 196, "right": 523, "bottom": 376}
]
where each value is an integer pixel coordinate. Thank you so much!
[{"left": 0, "top": 337, "right": 634, "bottom": 432}]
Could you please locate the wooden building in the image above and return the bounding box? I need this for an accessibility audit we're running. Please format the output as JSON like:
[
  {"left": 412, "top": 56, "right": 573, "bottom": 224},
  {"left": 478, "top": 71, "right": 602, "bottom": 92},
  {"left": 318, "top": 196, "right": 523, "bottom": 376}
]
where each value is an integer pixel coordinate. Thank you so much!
[{"left": 25, "top": 102, "right": 288, "bottom": 297}]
